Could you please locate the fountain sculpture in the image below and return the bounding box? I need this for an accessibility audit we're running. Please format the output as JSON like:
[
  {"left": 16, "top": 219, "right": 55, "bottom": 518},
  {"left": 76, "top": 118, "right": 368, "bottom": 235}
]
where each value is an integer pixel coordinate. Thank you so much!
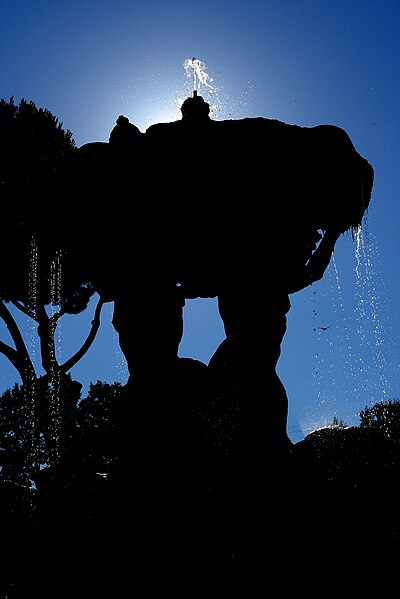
[
  {"left": 60, "top": 90, "right": 373, "bottom": 457},
  {"left": 7, "top": 87, "right": 398, "bottom": 597}
]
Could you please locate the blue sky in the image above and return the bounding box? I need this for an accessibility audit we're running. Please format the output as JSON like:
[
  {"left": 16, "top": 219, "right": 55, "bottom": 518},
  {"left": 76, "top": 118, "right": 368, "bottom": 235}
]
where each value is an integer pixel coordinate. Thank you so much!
[{"left": 1, "top": 0, "right": 400, "bottom": 442}]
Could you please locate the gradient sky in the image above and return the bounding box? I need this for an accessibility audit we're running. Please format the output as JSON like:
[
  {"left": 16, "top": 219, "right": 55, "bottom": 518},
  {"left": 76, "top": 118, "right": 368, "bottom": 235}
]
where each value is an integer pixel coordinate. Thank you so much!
[{"left": 1, "top": 0, "right": 399, "bottom": 442}]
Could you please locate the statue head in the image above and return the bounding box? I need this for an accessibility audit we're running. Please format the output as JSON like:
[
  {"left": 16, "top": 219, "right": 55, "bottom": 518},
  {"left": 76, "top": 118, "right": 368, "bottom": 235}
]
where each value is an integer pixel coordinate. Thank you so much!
[
  {"left": 109, "top": 115, "right": 142, "bottom": 147},
  {"left": 180, "top": 92, "right": 210, "bottom": 122}
]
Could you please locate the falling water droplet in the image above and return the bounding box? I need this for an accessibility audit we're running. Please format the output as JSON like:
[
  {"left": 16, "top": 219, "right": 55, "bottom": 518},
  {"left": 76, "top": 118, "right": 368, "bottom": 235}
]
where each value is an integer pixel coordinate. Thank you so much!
[
  {"left": 26, "top": 236, "right": 39, "bottom": 480},
  {"left": 48, "top": 250, "right": 63, "bottom": 463},
  {"left": 111, "top": 302, "right": 128, "bottom": 383},
  {"left": 353, "top": 220, "right": 394, "bottom": 436},
  {"left": 28, "top": 236, "right": 39, "bottom": 364},
  {"left": 303, "top": 217, "right": 395, "bottom": 437}
]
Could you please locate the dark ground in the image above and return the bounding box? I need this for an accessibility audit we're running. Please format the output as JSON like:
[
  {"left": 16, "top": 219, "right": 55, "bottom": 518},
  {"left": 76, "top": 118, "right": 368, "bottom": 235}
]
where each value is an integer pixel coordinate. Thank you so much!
[{"left": 2, "top": 411, "right": 400, "bottom": 596}]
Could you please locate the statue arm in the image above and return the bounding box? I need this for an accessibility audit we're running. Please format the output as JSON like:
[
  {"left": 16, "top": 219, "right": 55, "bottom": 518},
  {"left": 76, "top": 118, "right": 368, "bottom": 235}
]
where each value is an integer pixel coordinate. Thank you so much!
[{"left": 288, "top": 227, "right": 341, "bottom": 294}]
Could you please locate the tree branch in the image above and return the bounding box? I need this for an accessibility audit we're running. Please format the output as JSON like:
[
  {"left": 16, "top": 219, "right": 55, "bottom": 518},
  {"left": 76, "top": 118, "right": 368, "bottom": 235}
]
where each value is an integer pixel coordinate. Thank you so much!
[
  {"left": 11, "top": 300, "right": 36, "bottom": 321},
  {"left": 0, "top": 300, "right": 35, "bottom": 383},
  {"left": 36, "top": 305, "right": 57, "bottom": 375},
  {"left": 0, "top": 339, "right": 21, "bottom": 374},
  {"left": 61, "top": 296, "right": 105, "bottom": 374}
]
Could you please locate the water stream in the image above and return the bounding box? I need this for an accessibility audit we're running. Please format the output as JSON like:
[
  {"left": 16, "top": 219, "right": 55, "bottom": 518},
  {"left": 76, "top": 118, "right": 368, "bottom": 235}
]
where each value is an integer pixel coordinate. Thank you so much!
[
  {"left": 183, "top": 57, "right": 221, "bottom": 117},
  {"left": 48, "top": 250, "right": 62, "bottom": 463},
  {"left": 26, "top": 236, "right": 39, "bottom": 476},
  {"left": 304, "top": 220, "right": 395, "bottom": 435}
]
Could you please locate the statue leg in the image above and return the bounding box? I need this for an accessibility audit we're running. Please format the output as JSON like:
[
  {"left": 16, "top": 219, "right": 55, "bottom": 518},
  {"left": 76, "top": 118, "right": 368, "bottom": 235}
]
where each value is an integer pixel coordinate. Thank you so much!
[
  {"left": 112, "top": 279, "right": 184, "bottom": 382},
  {"left": 209, "top": 286, "right": 292, "bottom": 454},
  {"left": 110, "top": 277, "right": 186, "bottom": 457},
  {"left": 109, "top": 278, "right": 193, "bottom": 542}
]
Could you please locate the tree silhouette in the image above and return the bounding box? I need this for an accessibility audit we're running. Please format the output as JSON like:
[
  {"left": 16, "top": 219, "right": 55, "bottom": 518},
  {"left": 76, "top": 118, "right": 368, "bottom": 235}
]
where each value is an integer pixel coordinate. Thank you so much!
[
  {"left": 327, "top": 415, "right": 348, "bottom": 429},
  {"left": 0, "top": 98, "right": 108, "bottom": 476},
  {"left": 0, "top": 379, "right": 124, "bottom": 599},
  {"left": 74, "top": 380, "right": 123, "bottom": 469},
  {"left": 0, "top": 378, "right": 122, "bottom": 485},
  {"left": 359, "top": 399, "right": 400, "bottom": 442},
  {"left": 0, "top": 375, "right": 81, "bottom": 483}
]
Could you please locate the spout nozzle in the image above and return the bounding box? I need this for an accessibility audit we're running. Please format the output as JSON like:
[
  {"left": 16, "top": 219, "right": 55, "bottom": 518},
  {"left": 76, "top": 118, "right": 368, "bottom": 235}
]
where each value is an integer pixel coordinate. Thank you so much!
[{"left": 193, "top": 89, "right": 198, "bottom": 98}]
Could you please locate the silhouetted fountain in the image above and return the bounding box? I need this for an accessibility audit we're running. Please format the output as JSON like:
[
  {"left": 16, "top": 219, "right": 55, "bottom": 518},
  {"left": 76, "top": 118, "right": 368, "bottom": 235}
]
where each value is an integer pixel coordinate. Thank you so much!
[
  {"left": 9, "top": 72, "right": 400, "bottom": 597},
  {"left": 44, "top": 82, "right": 379, "bottom": 563},
  {"left": 71, "top": 87, "right": 372, "bottom": 453}
]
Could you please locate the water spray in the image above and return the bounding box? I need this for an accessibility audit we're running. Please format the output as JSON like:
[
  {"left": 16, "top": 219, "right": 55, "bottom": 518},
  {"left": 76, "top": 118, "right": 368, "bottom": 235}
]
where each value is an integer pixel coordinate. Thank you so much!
[
  {"left": 184, "top": 57, "right": 215, "bottom": 98},
  {"left": 183, "top": 57, "right": 221, "bottom": 118}
]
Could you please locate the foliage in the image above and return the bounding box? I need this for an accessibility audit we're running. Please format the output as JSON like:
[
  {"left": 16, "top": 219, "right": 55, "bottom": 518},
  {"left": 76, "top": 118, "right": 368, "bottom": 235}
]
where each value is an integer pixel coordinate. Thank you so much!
[
  {"left": 0, "top": 378, "right": 123, "bottom": 598},
  {"left": 0, "top": 383, "right": 40, "bottom": 487},
  {"left": 74, "top": 380, "right": 123, "bottom": 469},
  {"left": 0, "top": 96, "right": 93, "bottom": 310},
  {"left": 0, "top": 374, "right": 81, "bottom": 484},
  {"left": 0, "top": 98, "right": 108, "bottom": 404},
  {"left": 0, "top": 378, "right": 122, "bottom": 485},
  {"left": 327, "top": 415, "right": 348, "bottom": 429},
  {"left": 0, "top": 96, "right": 75, "bottom": 187},
  {"left": 359, "top": 399, "right": 400, "bottom": 442},
  {"left": 77, "top": 380, "right": 123, "bottom": 435}
]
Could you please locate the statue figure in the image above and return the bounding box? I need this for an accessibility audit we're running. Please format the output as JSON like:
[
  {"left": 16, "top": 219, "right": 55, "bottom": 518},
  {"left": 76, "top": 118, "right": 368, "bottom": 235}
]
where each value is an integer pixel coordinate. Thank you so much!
[
  {"left": 109, "top": 114, "right": 142, "bottom": 152},
  {"left": 69, "top": 93, "right": 373, "bottom": 462}
]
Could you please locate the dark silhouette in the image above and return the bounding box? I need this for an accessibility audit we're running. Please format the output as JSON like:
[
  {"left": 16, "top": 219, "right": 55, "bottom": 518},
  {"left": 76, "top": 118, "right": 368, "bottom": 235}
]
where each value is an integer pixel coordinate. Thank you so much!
[
  {"left": 0, "top": 97, "right": 374, "bottom": 455},
  {"left": 89, "top": 95, "right": 372, "bottom": 462},
  {"left": 0, "top": 98, "right": 106, "bottom": 482},
  {"left": 53, "top": 97, "right": 374, "bottom": 582},
  {"left": 3, "top": 92, "right": 389, "bottom": 596},
  {"left": 108, "top": 114, "right": 142, "bottom": 152},
  {"left": 180, "top": 89, "right": 211, "bottom": 121}
]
